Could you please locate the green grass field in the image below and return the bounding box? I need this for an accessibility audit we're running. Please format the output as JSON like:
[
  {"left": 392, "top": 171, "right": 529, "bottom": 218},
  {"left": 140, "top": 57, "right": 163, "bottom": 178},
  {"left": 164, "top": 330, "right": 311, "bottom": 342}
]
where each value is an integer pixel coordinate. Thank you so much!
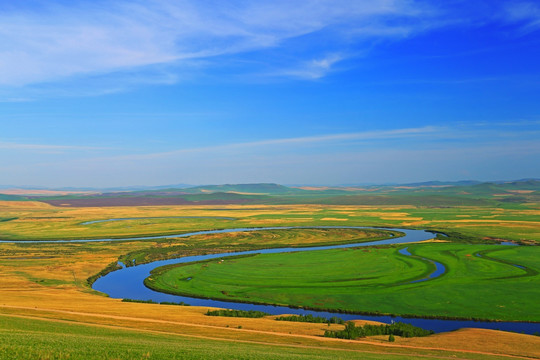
[
  {"left": 117, "top": 228, "right": 399, "bottom": 268},
  {"left": 0, "top": 202, "right": 537, "bottom": 243},
  {"left": 3, "top": 312, "right": 535, "bottom": 360},
  {"left": 2, "top": 314, "right": 429, "bottom": 360},
  {"left": 10, "top": 313, "right": 518, "bottom": 360},
  {"left": 1, "top": 180, "right": 539, "bottom": 243},
  {"left": 1, "top": 195, "right": 539, "bottom": 359},
  {"left": 145, "top": 243, "right": 540, "bottom": 322}
]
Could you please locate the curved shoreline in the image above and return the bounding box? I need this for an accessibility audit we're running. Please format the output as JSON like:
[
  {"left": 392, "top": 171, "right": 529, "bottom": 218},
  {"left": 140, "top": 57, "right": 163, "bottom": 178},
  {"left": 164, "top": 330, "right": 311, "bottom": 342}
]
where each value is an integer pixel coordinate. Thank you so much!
[
  {"left": 80, "top": 216, "right": 237, "bottom": 225},
  {"left": 91, "top": 226, "right": 540, "bottom": 334},
  {"left": 84, "top": 227, "right": 399, "bottom": 285},
  {"left": 138, "top": 283, "right": 539, "bottom": 324},
  {"left": 397, "top": 247, "right": 446, "bottom": 284},
  {"left": 0, "top": 225, "right": 404, "bottom": 243},
  {"left": 143, "top": 244, "right": 449, "bottom": 310}
]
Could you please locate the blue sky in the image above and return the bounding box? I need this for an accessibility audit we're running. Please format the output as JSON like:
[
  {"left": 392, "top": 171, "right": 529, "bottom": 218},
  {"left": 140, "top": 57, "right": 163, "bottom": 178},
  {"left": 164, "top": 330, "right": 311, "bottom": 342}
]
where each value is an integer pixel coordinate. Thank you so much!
[{"left": 1, "top": 0, "right": 539, "bottom": 187}]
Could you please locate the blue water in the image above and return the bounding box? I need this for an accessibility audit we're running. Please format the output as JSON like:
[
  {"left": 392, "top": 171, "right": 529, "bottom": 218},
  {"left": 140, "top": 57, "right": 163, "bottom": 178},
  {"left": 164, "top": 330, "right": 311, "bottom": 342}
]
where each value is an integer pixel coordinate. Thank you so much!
[
  {"left": 398, "top": 247, "right": 446, "bottom": 283},
  {"left": 474, "top": 252, "right": 527, "bottom": 270},
  {"left": 81, "top": 216, "right": 236, "bottom": 225},
  {"left": 90, "top": 227, "right": 540, "bottom": 335},
  {"left": 0, "top": 225, "right": 400, "bottom": 243}
]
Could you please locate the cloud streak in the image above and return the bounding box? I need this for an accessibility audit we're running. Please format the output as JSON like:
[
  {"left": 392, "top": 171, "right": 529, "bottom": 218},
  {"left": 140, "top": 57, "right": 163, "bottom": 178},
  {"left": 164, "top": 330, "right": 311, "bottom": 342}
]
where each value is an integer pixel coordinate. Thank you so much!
[
  {"left": 11, "top": 125, "right": 539, "bottom": 187},
  {"left": 0, "top": 0, "right": 433, "bottom": 89},
  {"left": 3, "top": 121, "right": 539, "bottom": 160},
  {"left": 111, "top": 126, "right": 441, "bottom": 160},
  {"left": 502, "top": 1, "right": 540, "bottom": 33},
  {"left": 0, "top": 140, "right": 107, "bottom": 152}
]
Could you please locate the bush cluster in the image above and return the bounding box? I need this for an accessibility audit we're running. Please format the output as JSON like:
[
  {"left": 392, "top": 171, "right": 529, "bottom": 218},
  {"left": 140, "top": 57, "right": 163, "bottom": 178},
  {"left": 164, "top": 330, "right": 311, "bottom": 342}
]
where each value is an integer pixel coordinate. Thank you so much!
[
  {"left": 324, "top": 321, "right": 434, "bottom": 339},
  {"left": 275, "top": 314, "right": 345, "bottom": 324},
  {"left": 121, "top": 298, "right": 189, "bottom": 306},
  {"left": 205, "top": 309, "right": 269, "bottom": 318}
]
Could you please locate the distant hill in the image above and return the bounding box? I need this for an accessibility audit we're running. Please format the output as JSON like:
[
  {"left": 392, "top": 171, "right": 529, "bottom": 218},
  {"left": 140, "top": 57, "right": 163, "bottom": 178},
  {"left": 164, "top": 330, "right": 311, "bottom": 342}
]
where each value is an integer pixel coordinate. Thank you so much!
[
  {"left": 3, "top": 179, "right": 539, "bottom": 207},
  {"left": 180, "top": 183, "right": 306, "bottom": 195},
  {"left": 399, "top": 180, "right": 482, "bottom": 187},
  {"left": 0, "top": 194, "right": 27, "bottom": 201}
]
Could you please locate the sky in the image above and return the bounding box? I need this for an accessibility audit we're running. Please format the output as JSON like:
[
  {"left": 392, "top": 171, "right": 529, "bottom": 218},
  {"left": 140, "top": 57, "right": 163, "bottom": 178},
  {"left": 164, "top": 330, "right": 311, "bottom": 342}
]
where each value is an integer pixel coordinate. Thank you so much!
[{"left": 1, "top": 0, "right": 539, "bottom": 188}]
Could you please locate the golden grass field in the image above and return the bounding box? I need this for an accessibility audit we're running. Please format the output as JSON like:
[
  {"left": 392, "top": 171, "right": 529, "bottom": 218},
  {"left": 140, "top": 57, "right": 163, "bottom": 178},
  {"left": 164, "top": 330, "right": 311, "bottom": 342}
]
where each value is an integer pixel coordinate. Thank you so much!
[
  {"left": 1, "top": 201, "right": 539, "bottom": 359},
  {"left": 1, "top": 201, "right": 539, "bottom": 242}
]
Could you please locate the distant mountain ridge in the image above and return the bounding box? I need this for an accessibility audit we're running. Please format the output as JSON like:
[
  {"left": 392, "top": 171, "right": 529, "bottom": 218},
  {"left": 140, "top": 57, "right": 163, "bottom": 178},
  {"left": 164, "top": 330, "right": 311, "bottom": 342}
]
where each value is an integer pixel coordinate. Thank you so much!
[
  {"left": 1, "top": 179, "right": 539, "bottom": 207},
  {"left": 181, "top": 183, "right": 306, "bottom": 194},
  {"left": 1, "top": 179, "right": 538, "bottom": 194}
]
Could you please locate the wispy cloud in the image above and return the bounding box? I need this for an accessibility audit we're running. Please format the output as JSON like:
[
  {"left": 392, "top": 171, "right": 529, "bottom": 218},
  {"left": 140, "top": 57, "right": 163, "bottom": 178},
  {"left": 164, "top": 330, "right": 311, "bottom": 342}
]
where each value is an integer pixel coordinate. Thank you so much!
[
  {"left": 111, "top": 126, "right": 441, "bottom": 160},
  {"left": 0, "top": 0, "right": 434, "bottom": 92},
  {"left": 502, "top": 1, "right": 540, "bottom": 33},
  {"left": 0, "top": 140, "right": 107, "bottom": 152},
  {"left": 4, "top": 122, "right": 538, "bottom": 161},
  {"left": 14, "top": 123, "right": 540, "bottom": 187},
  {"left": 273, "top": 53, "right": 346, "bottom": 79},
  {"left": 77, "top": 122, "right": 540, "bottom": 166}
]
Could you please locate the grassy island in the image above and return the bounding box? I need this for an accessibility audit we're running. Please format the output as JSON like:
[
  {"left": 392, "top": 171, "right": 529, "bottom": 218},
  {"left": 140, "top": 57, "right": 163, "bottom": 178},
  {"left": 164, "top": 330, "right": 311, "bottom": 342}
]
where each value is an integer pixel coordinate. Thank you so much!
[{"left": 145, "top": 243, "right": 540, "bottom": 322}]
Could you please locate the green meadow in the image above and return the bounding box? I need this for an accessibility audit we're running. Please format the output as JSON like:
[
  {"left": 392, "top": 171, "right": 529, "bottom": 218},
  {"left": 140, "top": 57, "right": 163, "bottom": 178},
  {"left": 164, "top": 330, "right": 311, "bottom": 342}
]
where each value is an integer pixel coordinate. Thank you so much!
[
  {"left": 1, "top": 180, "right": 538, "bottom": 243},
  {"left": 117, "top": 228, "right": 398, "bottom": 267},
  {"left": 1, "top": 314, "right": 423, "bottom": 360},
  {"left": 0, "top": 181, "right": 539, "bottom": 359},
  {"left": 1, "top": 204, "right": 538, "bottom": 243},
  {"left": 145, "top": 243, "right": 540, "bottom": 322}
]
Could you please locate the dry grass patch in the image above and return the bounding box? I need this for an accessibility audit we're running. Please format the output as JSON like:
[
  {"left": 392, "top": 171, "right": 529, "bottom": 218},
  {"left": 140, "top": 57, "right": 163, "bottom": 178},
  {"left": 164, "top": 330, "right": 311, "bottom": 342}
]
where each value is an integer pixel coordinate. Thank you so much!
[{"left": 399, "top": 328, "right": 540, "bottom": 359}]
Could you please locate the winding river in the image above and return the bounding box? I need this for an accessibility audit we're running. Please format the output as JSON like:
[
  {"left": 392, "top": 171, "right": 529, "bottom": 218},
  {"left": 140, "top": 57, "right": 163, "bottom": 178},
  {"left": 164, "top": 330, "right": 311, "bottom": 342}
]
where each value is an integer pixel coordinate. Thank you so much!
[
  {"left": 80, "top": 216, "right": 236, "bottom": 225},
  {"left": 85, "top": 226, "right": 540, "bottom": 335},
  {"left": 398, "top": 247, "right": 446, "bottom": 283},
  {"left": 2, "top": 225, "right": 537, "bottom": 334}
]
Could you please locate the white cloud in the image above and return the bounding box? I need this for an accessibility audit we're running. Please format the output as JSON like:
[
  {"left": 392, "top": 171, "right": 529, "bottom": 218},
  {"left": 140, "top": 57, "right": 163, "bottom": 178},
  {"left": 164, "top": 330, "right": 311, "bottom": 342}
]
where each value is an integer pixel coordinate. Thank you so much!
[
  {"left": 106, "top": 126, "right": 440, "bottom": 160},
  {"left": 0, "top": 0, "right": 433, "bottom": 89},
  {"left": 0, "top": 140, "right": 106, "bottom": 152},
  {"left": 12, "top": 126, "right": 539, "bottom": 187},
  {"left": 4, "top": 122, "right": 538, "bottom": 162},
  {"left": 502, "top": 1, "right": 540, "bottom": 33},
  {"left": 275, "top": 53, "right": 346, "bottom": 79}
]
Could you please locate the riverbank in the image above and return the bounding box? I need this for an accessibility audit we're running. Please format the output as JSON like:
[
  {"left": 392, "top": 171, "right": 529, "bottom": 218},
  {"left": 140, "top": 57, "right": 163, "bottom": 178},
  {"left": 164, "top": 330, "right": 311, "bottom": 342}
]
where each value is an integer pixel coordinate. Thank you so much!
[{"left": 93, "top": 227, "right": 540, "bottom": 333}]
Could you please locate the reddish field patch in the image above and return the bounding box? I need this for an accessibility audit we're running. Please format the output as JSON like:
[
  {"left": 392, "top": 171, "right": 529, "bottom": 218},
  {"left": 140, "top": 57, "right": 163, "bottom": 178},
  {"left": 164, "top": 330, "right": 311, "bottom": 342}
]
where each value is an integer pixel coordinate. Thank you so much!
[{"left": 40, "top": 197, "right": 253, "bottom": 207}]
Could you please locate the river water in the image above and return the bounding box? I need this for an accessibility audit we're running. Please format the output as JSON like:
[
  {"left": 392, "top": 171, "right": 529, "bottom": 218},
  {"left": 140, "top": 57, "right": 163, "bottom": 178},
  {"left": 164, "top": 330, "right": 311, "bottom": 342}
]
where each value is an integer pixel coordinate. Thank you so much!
[{"left": 88, "top": 226, "right": 540, "bottom": 335}]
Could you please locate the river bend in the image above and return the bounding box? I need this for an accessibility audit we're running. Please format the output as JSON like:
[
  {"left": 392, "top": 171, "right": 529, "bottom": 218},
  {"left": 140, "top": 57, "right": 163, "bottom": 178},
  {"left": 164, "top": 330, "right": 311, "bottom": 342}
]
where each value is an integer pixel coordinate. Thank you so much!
[{"left": 90, "top": 226, "right": 540, "bottom": 335}]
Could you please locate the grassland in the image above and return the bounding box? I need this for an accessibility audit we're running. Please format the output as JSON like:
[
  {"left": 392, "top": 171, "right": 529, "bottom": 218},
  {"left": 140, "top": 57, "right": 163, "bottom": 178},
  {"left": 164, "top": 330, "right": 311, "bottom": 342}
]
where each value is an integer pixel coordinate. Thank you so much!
[
  {"left": 2, "top": 314, "right": 416, "bottom": 360},
  {"left": 145, "top": 243, "right": 540, "bottom": 322},
  {"left": 4, "top": 311, "right": 538, "bottom": 360},
  {"left": 0, "top": 201, "right": 538, "bottom": 243},
  {"left": 0, "top": 192, "right": 539, "bottom": 359},
  {"left": 115, "top": 228, "right": 399, "bottom": 268}
]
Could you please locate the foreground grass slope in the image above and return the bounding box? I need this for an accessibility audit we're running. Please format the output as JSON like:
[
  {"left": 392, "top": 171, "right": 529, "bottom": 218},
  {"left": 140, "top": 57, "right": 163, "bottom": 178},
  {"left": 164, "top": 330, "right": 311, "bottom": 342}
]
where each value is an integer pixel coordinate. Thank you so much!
[
  {"left": 146, "top": 243, "right": 540, "bottom": 322},
  {"left": 2, "top": 311, "right": 537, "bottom": 360},
  {"left": 0, "top": 199, "right": 539, "bottom": 359},
  {"left": 0, "top": 314, "right": 411, "bottom": 360}
]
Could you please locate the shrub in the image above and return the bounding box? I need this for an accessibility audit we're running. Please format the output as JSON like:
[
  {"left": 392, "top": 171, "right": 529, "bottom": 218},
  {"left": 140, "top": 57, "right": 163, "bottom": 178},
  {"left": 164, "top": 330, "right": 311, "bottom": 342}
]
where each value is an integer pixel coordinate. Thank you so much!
[
  {"left": 205, "top": 309, "right": 269, "bottom": 318},
  {"left": 324, "top": 321, "right": 433, "bottom": 340},
  {"left": 275, "top": 314, "right": 345, "bottom": 324}
]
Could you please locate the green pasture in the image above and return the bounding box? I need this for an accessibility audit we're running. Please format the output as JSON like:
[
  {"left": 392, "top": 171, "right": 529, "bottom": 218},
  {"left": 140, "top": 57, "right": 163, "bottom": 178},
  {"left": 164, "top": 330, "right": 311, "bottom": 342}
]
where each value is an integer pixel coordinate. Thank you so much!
[
  {"left": 0, "top": 314, "right": 459, "bottom": 360},
  {"left": 118, "top": 228, "right": 398, "bottom": 267},
  {"left": 0, "top": 215, "right": 243, "bottom": 241},
  {"left": 146, "top": 243, "right": 540, "bottom": 322},
  {"left": 0, "top": 179, "right": 538, "bottom": 242},
  {"left": 0, "top": 201, "right": 538, "bottom": 243}
]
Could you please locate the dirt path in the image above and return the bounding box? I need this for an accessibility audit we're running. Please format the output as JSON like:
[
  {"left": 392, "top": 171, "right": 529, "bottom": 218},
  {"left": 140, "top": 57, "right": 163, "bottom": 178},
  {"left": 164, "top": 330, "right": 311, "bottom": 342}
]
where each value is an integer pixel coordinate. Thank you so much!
[{"left": 0, "top": 305, "right": 537, "bottom": 360}]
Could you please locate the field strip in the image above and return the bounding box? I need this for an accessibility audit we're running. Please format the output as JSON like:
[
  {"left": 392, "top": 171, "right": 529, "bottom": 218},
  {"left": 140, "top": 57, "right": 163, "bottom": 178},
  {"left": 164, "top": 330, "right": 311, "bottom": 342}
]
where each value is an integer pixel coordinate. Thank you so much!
[
  {"left": 0, "top": 312, "right": 506, "bottom": 360},
  {"left": 0, "top": 305, "right": 536, "bottom": 360}
]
